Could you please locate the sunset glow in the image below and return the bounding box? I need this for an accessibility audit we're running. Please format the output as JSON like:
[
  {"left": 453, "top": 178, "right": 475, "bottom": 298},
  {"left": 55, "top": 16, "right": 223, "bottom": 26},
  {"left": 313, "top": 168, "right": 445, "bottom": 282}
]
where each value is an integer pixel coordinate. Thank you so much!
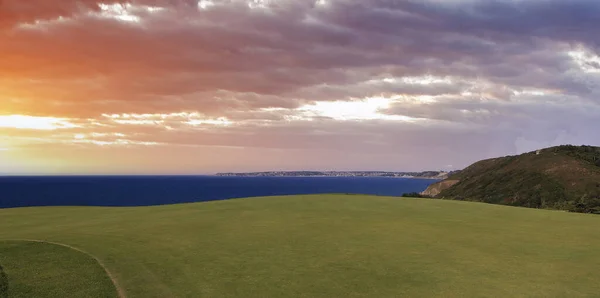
[
  {"left": 0, "top": 115, "right": 78, "bottom": 131},
  {"left": 0, "top": 0, "right": 598, "bottom": 174}
]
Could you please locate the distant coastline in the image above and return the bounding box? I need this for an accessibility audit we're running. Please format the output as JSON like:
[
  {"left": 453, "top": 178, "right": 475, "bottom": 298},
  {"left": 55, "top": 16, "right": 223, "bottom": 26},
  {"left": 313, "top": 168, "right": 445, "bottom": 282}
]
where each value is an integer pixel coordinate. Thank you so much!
[{"left": 215, "top": 171, "right": 456, "bottom": 180}]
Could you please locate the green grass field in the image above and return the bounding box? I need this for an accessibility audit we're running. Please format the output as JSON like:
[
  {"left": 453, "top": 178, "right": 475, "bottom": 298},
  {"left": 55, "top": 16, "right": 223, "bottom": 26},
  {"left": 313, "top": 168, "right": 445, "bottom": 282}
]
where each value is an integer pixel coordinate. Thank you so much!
[
  {"left": 0, "top": 241, "right": 117, "bottom": 298},
  {"left": 1, "top": 195, "right": 600, "bottom": 297}
]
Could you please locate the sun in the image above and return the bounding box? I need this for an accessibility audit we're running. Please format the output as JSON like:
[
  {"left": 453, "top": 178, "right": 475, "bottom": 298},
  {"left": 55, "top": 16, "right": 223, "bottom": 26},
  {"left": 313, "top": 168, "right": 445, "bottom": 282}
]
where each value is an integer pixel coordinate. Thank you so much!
[{"left": 0, "top": 115, "right": 78, "bottom": 130}]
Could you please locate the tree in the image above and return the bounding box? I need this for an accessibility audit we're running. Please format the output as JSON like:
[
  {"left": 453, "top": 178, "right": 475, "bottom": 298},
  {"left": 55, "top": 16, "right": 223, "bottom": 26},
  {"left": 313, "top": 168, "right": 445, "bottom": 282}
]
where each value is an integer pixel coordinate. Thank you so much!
[
  {"left": 401, "top": 192, "right": 427, "bottom": 198},
  {"left": 570, "top": 195, "right": 600, "bottom": 214}
]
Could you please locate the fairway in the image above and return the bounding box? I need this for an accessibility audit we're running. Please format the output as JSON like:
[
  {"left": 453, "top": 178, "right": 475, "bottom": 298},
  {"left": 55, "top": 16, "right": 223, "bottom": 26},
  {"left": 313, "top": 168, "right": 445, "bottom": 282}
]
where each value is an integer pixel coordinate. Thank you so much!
[
  {"left": 1, "top": 195, "right": 599, "bottom": 297},
  {"left": 0, "top": 241, "right": 117, "bottom": 298}
]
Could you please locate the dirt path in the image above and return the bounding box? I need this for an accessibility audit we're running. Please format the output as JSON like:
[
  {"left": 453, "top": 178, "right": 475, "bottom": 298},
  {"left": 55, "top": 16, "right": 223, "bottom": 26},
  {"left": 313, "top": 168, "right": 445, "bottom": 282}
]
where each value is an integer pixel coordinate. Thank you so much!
[{"left": 1, "top": 239, "right": 126, "bottom": 298}]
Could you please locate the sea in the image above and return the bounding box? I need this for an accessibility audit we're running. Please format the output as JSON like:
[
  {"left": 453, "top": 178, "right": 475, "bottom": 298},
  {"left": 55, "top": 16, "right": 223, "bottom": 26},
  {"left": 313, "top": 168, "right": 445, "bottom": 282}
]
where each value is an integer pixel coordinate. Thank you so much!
[{"left": 0, "top": 176, "right": 437, "bottom": 209}]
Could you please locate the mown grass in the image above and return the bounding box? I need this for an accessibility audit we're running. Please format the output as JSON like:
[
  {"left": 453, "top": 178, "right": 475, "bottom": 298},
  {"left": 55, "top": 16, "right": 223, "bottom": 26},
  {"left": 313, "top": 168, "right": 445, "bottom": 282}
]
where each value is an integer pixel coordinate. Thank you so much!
[
  {"left": 1, "top": 194, "right": 599, "bottom": 297},
  {"left": 0, "top": 241, "right": 116, "bottom": 297}
]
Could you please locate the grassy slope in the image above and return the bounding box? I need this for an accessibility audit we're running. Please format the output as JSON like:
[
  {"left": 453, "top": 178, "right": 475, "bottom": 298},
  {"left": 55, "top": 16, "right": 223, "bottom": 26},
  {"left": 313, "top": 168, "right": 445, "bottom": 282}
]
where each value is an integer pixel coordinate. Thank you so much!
[
  {"left": 438, "top": 145, "right": 600, "bottom": 209},
  {"left": 0, "top": 241, "right": 117, "bottom": 298},
  {"left": 1, "top": 195, "right": 600, "bottom": 297}
]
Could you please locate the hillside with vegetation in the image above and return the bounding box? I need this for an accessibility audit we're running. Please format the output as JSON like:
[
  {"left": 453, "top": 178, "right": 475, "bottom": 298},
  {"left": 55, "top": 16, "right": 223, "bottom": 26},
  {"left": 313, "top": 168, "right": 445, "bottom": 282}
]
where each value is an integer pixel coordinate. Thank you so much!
[{"left": 423, "top": 145, "right": 600, "bottom": 213}]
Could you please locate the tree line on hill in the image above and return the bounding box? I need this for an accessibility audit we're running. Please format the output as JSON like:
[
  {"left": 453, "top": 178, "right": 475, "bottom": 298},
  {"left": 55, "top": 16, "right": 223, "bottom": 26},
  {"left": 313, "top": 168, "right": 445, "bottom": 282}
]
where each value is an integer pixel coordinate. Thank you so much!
[{"left": 402, "top": 192, "right": 600, "bottom": 214}]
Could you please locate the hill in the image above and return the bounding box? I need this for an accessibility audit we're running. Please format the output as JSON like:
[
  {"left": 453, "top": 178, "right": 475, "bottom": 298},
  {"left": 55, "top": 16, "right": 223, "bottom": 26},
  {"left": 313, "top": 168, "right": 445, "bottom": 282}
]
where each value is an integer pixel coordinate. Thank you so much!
[
  {"left": 423, "top": 145, "right": 600, "bottom": 213},
  {"left": 1, "top": 195, "right": 600, "bottom": 297}
]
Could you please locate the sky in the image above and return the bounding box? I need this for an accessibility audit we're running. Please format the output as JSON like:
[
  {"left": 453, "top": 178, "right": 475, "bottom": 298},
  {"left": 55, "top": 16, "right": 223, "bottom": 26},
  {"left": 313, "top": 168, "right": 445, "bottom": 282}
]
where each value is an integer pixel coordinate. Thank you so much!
[{"left": 0, "top": 0, "right": 599, "bottom": 175}]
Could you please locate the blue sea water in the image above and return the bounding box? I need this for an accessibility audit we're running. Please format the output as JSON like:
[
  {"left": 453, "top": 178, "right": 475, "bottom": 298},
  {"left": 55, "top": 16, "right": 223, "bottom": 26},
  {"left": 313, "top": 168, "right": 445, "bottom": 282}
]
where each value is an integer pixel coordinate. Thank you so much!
[{"left": 0, "top": 176, "right": 437, "bottom": 209}]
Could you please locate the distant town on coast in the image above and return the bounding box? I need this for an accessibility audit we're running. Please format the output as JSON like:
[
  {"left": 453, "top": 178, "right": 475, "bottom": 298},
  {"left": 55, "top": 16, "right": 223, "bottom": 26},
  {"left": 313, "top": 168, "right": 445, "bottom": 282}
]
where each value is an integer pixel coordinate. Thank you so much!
[{"left": 216, "top": 171, "right": 457, "bottom": 179}]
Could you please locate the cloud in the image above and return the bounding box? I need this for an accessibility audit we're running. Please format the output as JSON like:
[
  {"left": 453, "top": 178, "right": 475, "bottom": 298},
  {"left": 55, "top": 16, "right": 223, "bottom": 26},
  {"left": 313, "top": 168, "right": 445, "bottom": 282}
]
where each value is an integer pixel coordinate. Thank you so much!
[
  {"left": 1, "top": 0, "right": 599, "bottom": 172},
  {"left": 0, "top": 115, "right": 79, "bottom": 130}
]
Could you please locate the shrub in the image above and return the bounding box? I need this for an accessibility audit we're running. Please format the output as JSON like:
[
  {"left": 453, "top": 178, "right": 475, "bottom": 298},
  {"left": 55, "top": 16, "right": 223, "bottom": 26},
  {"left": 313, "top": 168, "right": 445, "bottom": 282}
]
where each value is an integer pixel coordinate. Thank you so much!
[
  {"left": 568, "top": 196, "right": 600, "bottom": 214},
  {"left": 401, "top": 192, "right": 430, "bottom": 198}
]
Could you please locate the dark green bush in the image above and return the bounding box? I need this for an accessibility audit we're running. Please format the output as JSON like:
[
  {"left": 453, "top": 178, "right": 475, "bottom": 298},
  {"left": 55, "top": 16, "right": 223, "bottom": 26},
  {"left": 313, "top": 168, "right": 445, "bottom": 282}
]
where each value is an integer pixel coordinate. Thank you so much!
[
  {"left": 401, "top": 192, "right": 430, "bottom": 198},
  {"left": 568, "top": 196, "right": 600, "bottom": 214},
  {"left": 0, "top": 264, "right": 8, "bottom": 298}
]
